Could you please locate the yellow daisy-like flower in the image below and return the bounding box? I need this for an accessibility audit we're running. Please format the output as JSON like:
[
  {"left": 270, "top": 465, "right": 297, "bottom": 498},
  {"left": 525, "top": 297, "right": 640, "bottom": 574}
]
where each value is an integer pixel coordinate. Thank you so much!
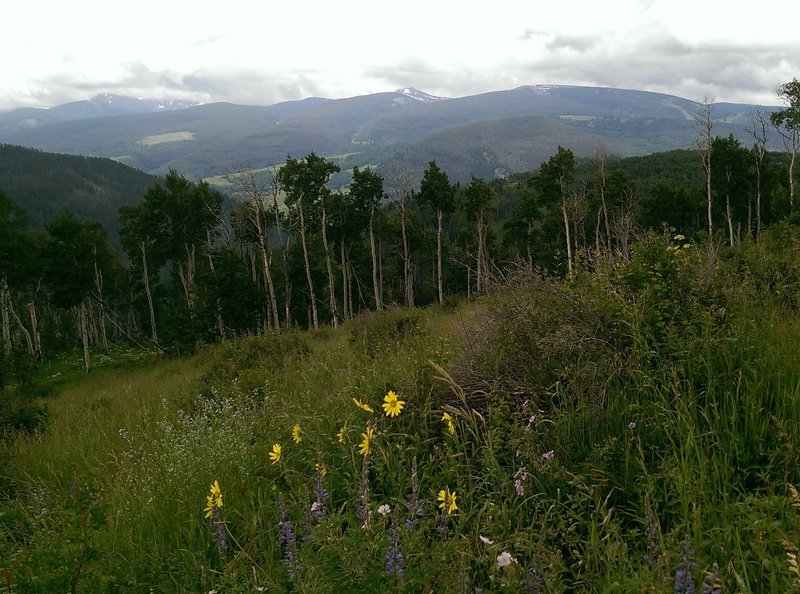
[
  {"left": 269, "top": 443, "right": 282, "bottom": 465},
  {"left": 352, "top": 397, "right": 374, "bottom": 413},
  {"left": 438, "top": 487, "right": 458, "bottom": 516},
  {"left": 204, "top": 480, "right": 223, "bottom": 518},
  {"left": 382, "top": 390, "right": 406, "bottom": 418},
  {"left": 358, "top": 424, "right": 374, "bottom": 457},
  {"left": 336, "top": 425, "right": 347, "bottom": 443},
  {"left": 292, "top": 424, "right": 302, "bottom": 444},
  {"left": 442, "top": 412, "right": 456, "bottom": 435}
]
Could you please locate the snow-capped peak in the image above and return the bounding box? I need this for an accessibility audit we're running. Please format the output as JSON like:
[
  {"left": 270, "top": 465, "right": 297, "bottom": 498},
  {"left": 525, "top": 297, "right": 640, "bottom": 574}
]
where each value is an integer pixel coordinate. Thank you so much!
[{"left": 394, "top": 87, "right": 447, "bottom": 103}]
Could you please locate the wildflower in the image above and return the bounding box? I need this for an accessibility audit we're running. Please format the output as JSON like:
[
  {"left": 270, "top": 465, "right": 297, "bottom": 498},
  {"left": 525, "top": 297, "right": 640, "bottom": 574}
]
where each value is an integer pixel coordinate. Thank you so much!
[
  {"left": 292, "top": 424, "right": 302, "bottom": 444},
  {"left": 523, "top": 559, "right": 545, "bottom": 593},
  {"left": 497, "top": 551, "right": 516, "bottom": 568},
  {"left": 352, "top": 397, "right": 374, "bottom": 413},
  {"left": 313, "top": 457, "right": 329, "bottom": 519},
  {"left": 628, "top": 421, "right": 637, "bottom": 430},
  {"left": 514, "top": 467, "right": 528, "bottom": 497},
  {"left": 358, "top": 424, "right": 374, "bottom": 457},
  {"left": 378, "top": 504, "right": 392, "bottom": 516},
  {"left": 203, "top": 481, "right": 227, "bottom": 552},
  {"left": 336, "top": 425, "right": 347, "bottom": 443},
  {"left": 204, "top": 480, "right": 223, "bottom": 518},
  {"left": 524, "top": 415, "right": 536, "bottom": 432},
  {"left": 438, "top": 487, "right": 458, "bottom": 516},
  {"left": 269, "top": 443, "right": 282, "bottom": 465},
  {"left": 701, "top": 563, "right": 721, "bottom": 594},
  {"left": 674, "top": 538, "right": 698, "bottom": 594},
  {"left": 382, "top": 390, "right": 406, "bottom": 417},
  {"left": 479, "top": 535, "right": 494, "bottom": 545},
  {"left": 385, "top": 519, "right": 405, "bottom": 577},
  {"left": 442, "top": 411, "right": 456, "bottom": 434},
  {"left": 542, "top": 449, "right": 555, "bottom": 461},
  {"left": 277, "top": 496, "right": 302, "bottom": 581}
]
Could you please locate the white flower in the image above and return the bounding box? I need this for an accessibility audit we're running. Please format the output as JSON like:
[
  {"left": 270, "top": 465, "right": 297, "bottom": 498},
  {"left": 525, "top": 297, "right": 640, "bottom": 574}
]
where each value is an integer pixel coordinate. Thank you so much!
[
  {"left": 479, "top": 535, "right": 494, "bottom": 545},
  {"left": 311, "top": 501, "right": 322, "bottom": 513},
  {"left": 542, "top": 449, "right": 555, "bottom": 461},
  {"left": 377, "top": 504, "right": 391, "bottom": 516},
  {"left": 628, "top": 421, "right": 637, "bottom": 430},
  {"left": 496, "top": 551, "right": 516, "bottom": 567}
]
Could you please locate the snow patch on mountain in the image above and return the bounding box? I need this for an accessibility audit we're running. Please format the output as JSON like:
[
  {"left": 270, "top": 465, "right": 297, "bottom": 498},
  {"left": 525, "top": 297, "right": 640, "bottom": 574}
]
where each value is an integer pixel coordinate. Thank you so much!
[{"left": 394, "top": 87, "right": 448, "bottom": 103}]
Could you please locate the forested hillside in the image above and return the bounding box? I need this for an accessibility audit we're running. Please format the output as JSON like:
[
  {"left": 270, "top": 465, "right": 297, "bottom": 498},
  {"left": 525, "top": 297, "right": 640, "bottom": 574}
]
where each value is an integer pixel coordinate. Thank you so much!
[{"left": 0, "top": 144, "right": 159, "bottom": 234}]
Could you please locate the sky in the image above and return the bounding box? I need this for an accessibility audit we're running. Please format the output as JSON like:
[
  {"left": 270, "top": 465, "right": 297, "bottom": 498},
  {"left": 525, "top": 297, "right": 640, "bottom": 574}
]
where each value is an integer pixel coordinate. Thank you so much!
[{"left": 2, "top": 0, "right": 798, "bottom": 112}]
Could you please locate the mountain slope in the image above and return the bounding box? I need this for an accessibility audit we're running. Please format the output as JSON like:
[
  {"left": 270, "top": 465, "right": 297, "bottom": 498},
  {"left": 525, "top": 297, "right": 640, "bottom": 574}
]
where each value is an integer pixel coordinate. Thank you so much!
[
  {"left": 0, "top": 85, "right": 779, "bottom": 184},
  {"left": 0, "top": 144, "right": 159, "bottom": 236}
]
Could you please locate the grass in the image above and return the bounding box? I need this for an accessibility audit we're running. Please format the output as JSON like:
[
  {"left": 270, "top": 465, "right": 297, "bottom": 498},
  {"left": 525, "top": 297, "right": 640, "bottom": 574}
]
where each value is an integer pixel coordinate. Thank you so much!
[{"left": 2, "top": 232, "right": 800, "bottom": 592}]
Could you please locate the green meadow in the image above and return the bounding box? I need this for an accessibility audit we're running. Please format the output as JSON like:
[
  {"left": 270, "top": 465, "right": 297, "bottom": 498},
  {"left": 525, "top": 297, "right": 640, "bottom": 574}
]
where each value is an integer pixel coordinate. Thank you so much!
[{"left": 3, "top": 228, "right": 800, "bottom": 592}]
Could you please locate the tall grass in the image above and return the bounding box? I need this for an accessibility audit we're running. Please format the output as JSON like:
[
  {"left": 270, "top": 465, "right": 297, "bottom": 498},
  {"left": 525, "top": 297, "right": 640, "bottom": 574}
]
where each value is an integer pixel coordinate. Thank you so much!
[{"left": 2, "top": 230, "right": 800, "bottom": 592}]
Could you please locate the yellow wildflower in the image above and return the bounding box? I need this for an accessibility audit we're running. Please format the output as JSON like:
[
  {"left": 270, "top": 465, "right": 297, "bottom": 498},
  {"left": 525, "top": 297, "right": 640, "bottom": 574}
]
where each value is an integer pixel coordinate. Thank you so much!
[
  {"left": 204, "top": 480, "right": 223, "bottom": 518},
  {"left": 438, "top": 487, "right": 458, "bottom": 516},
  {"left": 336, "top": 425, "right": 347, "bottom": 443},
  {"left": 352, "top": 397, "right": 374, "bottom": 413},
  {"left": 269, "top": 443, "right": 282, "bottom": 465},
  {"left": 442, "top": 411, "right": 456, "bottom": 435},
  {"left": 358, "top": 424, "right": 374, "bottom": 457},
  {"left": 292, "top": 424, "right": 302, "bottom": 444},
  {"left": 382, "top": 390, "right": 406, "bottom": 418},
  {"left": 315, "top": 462, "right": 327, "bottom": 477}
]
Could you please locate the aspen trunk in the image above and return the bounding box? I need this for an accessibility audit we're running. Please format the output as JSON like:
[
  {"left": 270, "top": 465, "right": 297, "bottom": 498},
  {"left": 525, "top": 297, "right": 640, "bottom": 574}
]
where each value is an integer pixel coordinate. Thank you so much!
[
  {"left": 140, "top": 241, "right": 159, "bottom": 347},
  {"left": 79, "top": 302, "right": 91, "bottom": 373},
  {"left": 320, "top": 205, "right": 338, "bottom": 327},
  {"left": 340, "top": 242, "right": 349, "bottom": 322},
  {"left": 789, "top": 139, "right": 796, "bottom": 211},
  {"left": 298, "top": 204, "right": 318, "bottom": 330},
  {"left": 476, "top": 216, "right": 483, "bottom": 294},
  {"left": 400, "top": 206, "right": 413, "bottom": 307},
  {"left": 369, "top": 208, "right": 381, "bottom": 310},
  {"left": 436, "top": 208, "right": 444, "bottom": 304},
  {"left": 726, "top": 193, "right": 735, "bottom": 247},
  {"left": 562, "top": 199, "right": 573, "bottom": 274},
  {"left": 28, "top": 302, "right": 42, "bottom": 361},
  {"left": 1, "top": 279, "right": 11, "bottom": 354},
  {"left": 93, "top": 253, "right": 109, "bottom": 353}
]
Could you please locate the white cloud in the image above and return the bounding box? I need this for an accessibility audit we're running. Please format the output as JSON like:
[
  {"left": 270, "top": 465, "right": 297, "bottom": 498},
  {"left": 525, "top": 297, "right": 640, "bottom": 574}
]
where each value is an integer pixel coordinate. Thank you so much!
[{"left": 1, "top": 0, "right": 797, "bottom": 110}]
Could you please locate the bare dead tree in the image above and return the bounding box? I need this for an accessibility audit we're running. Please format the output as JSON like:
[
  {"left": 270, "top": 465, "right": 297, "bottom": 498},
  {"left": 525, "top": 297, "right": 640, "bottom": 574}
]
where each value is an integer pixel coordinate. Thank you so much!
[
  {"left": 696, "top": 97, "right": 715, "bottom": 237},
  {"left": 388, "top": 165, "right": 415, "bottom": 307},
  {"left": 748, "top": 110, "right": 770, "bottom": 241}
]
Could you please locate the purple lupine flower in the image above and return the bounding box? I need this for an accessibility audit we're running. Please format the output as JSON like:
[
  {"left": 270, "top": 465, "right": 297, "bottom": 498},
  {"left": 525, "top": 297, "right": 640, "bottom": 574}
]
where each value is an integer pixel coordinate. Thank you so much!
[
  {"left": 277, "top": 496, "right": 302, "bottom": 582},
  {"left": 674, "top": 539, "right": 697, "bottom": 594},
  {"left": 313, "top": 460, "right": 329, "bottom": 520},
  {"left": 644, "top": 507, "right": 661, "bottom": 569},
  {"left": 523, "top": 559, "right": 544, "bottom": 593},
  {"left": 385, "top": 519, "right": 405, "bottom": 577},
  {"left": 701, "top": 563, "right": 721, "bottom": 594}
]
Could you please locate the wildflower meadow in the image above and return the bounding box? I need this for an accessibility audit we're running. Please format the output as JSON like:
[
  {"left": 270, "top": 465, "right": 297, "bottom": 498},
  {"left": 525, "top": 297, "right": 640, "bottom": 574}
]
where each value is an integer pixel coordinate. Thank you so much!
[{"left": 2, "top": 230, "right": 800, "bottom": 592}]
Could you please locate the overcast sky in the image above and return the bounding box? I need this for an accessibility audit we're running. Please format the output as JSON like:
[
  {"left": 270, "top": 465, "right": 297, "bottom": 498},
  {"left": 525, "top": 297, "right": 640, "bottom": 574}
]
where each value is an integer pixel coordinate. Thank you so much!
[{"left": 2, "top": 0, "right": 798, "bottom": 111}]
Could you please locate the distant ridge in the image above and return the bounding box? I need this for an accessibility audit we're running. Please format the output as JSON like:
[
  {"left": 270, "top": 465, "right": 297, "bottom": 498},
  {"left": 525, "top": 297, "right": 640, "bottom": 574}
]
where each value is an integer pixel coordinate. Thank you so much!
[{"left": 0, "top": 84, "right": 781, "bottom": 186}]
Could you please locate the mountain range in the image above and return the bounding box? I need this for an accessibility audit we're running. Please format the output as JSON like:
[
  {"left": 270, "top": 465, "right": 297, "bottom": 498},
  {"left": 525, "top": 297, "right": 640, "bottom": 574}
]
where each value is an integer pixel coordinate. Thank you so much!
[{"left": 0, "top": 85, "right": 780, "bottom": 191}]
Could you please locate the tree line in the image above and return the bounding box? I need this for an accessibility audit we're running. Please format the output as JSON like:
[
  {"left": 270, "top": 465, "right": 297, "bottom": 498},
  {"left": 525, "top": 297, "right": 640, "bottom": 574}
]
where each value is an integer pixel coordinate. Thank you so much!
[{"left": 1, "top": 79, "right": 798, "bottom": 375}]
